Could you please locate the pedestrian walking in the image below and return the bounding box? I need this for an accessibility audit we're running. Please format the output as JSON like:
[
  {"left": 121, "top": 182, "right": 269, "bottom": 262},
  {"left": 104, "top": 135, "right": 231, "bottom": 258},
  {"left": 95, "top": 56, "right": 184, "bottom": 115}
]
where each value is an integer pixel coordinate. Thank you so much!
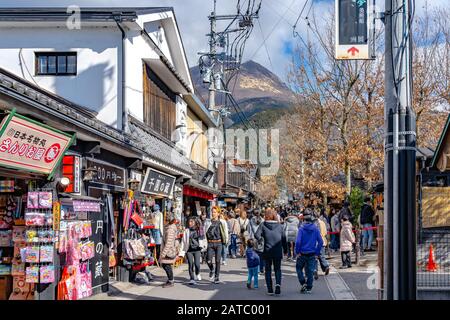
[
  {"left": 205, "top": 206, "right": 229, "bottom": 283},
  {"left": 160, "top": 213, "right": 179, "bottom": 288},
  {"left": 220, "top": 211, "right": 229, "bottom": 265},
  {"left": 360, "top": 197, "right": 375, "bottom": 252},
  {"left": 312, "top": 212, "right": 330, "bottom": 279},
  {"left": 295, "top": 209, "right": 323, "bottom": 294},
  {"left": 248, "top": 209, "right": 265, "bottom": 273},
  {"left": 339, "top": 216, "right": 356, "bottom": 269},
  {"left": 179, "top": 216, "right": 202, "bottom": 285},
  {"left": 330, "top": 208, "right": 341, "bottom": 252},
  {"left": 227, "top": 211, "right": 240, "bottom": 258},
  {"left": 238, "top": 210, "right": 250, "bottom": 257},
  {"left": 246, "top": 239, "right": 260, "bottom": 289},
  {"left": 255, "top": 209, "right": 286, "bottom": 296},
  {"left": 283, "top": 213, "right": 299, "bottom": 261}
]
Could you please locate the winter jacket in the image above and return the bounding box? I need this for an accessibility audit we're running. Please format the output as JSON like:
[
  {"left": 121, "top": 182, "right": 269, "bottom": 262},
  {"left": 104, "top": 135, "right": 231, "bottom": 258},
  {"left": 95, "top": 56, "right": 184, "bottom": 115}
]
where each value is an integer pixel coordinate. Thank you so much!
[
  {"left": 340, "top": 221, "right": 355, "bottom": 252},
  {"left": 283, "top": 216, "right": 299, "bottom": 242},
  {"left": 360, "top": 204, "right": 375, "bottom": 225},
  {"left": 178, "top": 227, "right": 201, "bottom": 257},
  {"left": 255, "top": 220, "right": 285, "bottom": 259},
  {"left": 331, "top": 214, "right": 341, "bottom": 233},
  {"left": 205, "top": 218, "right": 229, "bottom": 244},
  {"left": 317, "top": 219, "right": 328, "bottom": 247},
  {"left": 246, "top": 248, "right": 260, "bottom": 268},
  {"left": 295, "top": 222, "right": 323, "bottom": 256},
  {"left": 248, "top": 217, "right": 265, "bottom": 253},
  {"left": 238, "top": 217, "right": 250, "bottom": 236},
  {"left": 228, "top": 218, "right": 241, "bottom": 235},
  {"left": 160, "top": 223, "right": 178, "bottom": 264}
]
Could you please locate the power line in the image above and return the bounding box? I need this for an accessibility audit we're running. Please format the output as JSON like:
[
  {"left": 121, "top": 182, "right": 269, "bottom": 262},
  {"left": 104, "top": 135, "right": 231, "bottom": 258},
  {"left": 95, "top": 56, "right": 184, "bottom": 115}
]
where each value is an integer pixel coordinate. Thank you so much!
[{"left": 248, "top": 0, "right": 297, "bottom": 61}]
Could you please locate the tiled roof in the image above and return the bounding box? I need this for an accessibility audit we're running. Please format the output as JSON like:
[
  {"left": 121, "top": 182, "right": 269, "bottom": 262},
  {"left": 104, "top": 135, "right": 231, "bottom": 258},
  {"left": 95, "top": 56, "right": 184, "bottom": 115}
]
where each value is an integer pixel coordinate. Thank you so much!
[{"left": 128, "top": 120, "right": 193, "bottom": 176}]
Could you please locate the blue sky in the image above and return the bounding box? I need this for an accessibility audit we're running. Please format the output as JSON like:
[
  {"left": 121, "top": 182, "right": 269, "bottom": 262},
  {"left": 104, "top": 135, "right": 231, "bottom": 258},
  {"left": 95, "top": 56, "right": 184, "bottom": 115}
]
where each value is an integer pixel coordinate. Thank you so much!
[{"left": 0, "top": 0, "right": 448, "bottom": 82}]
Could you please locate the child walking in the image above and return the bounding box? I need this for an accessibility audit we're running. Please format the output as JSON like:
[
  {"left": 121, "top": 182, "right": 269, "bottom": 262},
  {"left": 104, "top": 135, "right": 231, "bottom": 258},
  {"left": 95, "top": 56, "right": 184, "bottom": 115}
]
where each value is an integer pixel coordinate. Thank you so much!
[
  {"left": 246, "top": 239, "right": 260, "bottom": 289},
  {"left": 339, "top": 216, "right": 356, "bottom": 269}
]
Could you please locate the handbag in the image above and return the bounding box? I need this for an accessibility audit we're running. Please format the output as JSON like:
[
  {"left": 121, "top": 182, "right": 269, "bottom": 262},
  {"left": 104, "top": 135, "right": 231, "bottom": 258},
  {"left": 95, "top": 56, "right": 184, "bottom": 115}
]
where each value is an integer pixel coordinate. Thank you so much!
[{"left": 130, "top": 200, "right": 144, "bottom": 229}]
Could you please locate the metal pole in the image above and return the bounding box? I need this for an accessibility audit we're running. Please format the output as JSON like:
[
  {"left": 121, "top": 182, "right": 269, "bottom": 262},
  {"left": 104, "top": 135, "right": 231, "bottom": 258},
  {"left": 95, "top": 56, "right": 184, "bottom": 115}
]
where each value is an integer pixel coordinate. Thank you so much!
[
  {"left": 384, "top": 0, "right": 394, "bottom": 300},
  {"left": 386, "top": 0, "right": 417, "bottom": 300}
]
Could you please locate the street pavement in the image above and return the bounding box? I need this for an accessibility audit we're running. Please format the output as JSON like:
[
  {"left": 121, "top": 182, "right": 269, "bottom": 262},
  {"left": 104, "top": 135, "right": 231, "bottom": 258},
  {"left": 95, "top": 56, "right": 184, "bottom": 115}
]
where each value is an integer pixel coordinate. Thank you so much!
[{"left": 88, "top": 251, "right": 379, "bottom": 300}]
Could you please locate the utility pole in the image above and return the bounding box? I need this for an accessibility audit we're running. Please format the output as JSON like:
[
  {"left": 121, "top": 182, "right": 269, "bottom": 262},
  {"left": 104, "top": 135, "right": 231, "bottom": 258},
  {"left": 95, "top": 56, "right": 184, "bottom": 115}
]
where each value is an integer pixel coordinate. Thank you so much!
[
  {"left": 202, "top": 0, "right": 260, "bottom": 196},
  {"left": 384, "top": 0, "right": 416, "bottom": 300}
]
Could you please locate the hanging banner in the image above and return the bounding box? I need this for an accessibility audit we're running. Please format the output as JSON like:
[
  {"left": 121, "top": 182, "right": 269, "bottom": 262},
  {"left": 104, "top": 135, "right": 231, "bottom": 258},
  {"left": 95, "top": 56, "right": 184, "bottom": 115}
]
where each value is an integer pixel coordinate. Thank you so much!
[
  {"left": 0, "top": 110, "right": 74, "bottom": 177},
  {"left": 141, "top": 168, "right": 176, "bottom": 198},
  {"left": 335, "top": 0, "right": 372, "bottom": 60}
]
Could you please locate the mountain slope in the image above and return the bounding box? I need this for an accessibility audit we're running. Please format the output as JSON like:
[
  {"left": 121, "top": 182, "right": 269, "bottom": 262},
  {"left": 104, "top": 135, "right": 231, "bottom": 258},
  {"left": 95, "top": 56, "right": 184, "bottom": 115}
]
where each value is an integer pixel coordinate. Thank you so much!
[{"left": 190, "top": 60, "right": 295, "bottom": 128}]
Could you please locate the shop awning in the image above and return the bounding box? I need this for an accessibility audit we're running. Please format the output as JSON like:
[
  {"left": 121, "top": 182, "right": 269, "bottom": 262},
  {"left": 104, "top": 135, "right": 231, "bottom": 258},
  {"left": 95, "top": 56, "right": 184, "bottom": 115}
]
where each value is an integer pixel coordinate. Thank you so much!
[{"left": 183, "top": 180, "right": 219, "bottom": 200}]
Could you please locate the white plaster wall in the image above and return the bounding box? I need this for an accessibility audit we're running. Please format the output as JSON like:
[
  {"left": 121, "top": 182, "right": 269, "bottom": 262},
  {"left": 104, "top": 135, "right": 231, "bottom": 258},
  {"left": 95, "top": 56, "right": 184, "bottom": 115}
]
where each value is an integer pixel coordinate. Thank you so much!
[{"left": 0, "top": 27, "right": 122, "bottom": 129}]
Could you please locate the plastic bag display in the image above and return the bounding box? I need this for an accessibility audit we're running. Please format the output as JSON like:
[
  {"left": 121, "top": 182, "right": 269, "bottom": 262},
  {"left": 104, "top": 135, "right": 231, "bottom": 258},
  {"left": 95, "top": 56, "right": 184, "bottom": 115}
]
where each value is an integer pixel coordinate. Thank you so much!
[
  {"left": 25, "top": 212, "right": 45, "bottom": 227},
  {"left": 40, "top": 265, "right": 55, "bottom": 283},
  {"left": 25, "top": 266, "right": 39, "bottom": 283},
  {"left": 39, "top": 245, "right": 54, "bottom": 263},
  {"left": 80, "top": 241, "right": 94, "bottom": 261},
  {"left": 38, "top": 192, "right": 53, "bottom": 209},
  {"left": 27, "top": 192, "right": 39, "bottom": 209},
  {"left": 25, "top": 246, "right": 40, "bottom": 263}
]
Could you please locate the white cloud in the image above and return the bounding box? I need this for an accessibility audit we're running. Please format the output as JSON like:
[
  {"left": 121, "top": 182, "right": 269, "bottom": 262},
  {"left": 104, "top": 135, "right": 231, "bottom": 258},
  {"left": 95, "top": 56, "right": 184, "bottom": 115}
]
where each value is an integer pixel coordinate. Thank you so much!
[{"left": 0, "top": 0, "right": 448, "bottom": 83}]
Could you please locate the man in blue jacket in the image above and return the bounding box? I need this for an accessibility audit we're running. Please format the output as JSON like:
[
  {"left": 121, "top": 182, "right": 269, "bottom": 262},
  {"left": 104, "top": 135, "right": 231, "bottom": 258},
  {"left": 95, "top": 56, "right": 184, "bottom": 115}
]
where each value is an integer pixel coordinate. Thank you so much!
[{"left": 295, "top": 209, "right": 323, "bottom": 294}]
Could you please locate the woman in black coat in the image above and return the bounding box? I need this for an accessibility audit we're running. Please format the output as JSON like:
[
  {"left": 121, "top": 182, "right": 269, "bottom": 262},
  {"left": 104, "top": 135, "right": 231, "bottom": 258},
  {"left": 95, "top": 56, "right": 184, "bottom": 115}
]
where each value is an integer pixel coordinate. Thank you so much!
[{"left": 255, "top": 209, "right": 286, "bottom": 296}]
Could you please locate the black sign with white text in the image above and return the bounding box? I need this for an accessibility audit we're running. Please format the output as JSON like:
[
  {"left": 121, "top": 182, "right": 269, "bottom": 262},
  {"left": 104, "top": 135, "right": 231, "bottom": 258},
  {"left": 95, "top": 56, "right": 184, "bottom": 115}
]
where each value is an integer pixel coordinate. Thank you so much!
[{"left": 141, "top": 169, "right": 176, "bottom": 198}]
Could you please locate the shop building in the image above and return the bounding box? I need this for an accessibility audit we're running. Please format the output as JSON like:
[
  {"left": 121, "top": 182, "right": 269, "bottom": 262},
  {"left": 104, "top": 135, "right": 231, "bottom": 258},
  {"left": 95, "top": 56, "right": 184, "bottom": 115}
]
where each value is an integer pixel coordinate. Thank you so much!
[{"left": 0, "top": 6, "right": 216, "bottom": 299}]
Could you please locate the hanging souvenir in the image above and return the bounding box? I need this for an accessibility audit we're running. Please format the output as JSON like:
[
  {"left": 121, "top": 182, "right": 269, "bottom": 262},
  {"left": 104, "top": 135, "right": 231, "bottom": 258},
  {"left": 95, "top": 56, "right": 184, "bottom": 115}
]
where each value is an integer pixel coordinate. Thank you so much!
[
  {"left": 39, "top": 265, "right": 55, "bottom": 284},
  {"left": 39, "top": 245, "right": 54, "bottom": 263},
  {"left": 25, "top": 266, "right": 39, "bottom": 283},
  {"left": 38, "top": 192, "right": 53, "bottom": 209},
  {"left": 25, "top": 246, "right": 40, "bottom": 263},
  {"left": 27, "top": 192, "right": 39, "bottom": 209}
]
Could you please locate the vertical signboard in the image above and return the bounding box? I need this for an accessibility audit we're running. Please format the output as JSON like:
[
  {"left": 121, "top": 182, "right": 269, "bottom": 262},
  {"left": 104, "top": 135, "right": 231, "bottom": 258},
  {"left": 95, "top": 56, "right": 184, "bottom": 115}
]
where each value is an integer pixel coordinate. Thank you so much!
[
  {"left": 89, "top": 209, "right": 109, "bottom": 292},
  {"left": 335, "top": 0, "right": 372, "bottom": 60}
]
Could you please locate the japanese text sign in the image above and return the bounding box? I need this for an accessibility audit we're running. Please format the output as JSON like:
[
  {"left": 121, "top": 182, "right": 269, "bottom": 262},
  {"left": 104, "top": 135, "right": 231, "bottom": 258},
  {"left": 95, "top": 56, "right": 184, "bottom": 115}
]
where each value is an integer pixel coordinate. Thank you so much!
[
  {"left": 86, "top": 158, "right": 126, "bottom": 189},
  {"left": 335, "top": 0, "right": 372, "bottom": 60},
  {"left": 0, "top": 110, "right": 74, "bottom": 176},
  {"left": 141, "top": 168, "right": 176, "bottom": 198}
]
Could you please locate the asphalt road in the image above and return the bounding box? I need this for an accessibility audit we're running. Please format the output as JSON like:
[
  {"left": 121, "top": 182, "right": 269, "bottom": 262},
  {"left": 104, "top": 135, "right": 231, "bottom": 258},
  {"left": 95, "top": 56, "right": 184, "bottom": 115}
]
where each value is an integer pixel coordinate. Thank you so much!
[{"left": 88, "top": 252, "right": 379, "bottom": 300}]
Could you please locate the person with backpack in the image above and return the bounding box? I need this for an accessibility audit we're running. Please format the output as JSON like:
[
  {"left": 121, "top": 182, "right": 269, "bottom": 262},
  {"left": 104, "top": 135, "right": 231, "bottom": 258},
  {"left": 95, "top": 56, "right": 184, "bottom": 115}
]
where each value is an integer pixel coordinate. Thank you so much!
[
  {"left": 238, "top": 210, "right": 250, "bottom": 257},
  {"left": 204, "top": 206, "right": 229, "bottom": 284},
  {"left": 295, "top": 209, "right": 323, "bottom": 294},
  {"left": 330, "top": 208, "right": 341, "bottom": 252},
  {"left": 248, "top": 209, "right": 265, "bottom": 273},
  {"left": 255, "top": 209, "right": 286, "bottom": 296},
  {"left": 227, "top": 211, "right": 240, "bottom": 259},
  {"left": 313, "top": 212, "right": 330, "bottom": 279},
  {"left": 283, "top": 213, "right": 299, "bottom": 261},
  {"left": 179, "top": 216, "right": 202, "bottom": 285},
  {"left": 360, "top": 197, "right": 376, "bottom": 252}
]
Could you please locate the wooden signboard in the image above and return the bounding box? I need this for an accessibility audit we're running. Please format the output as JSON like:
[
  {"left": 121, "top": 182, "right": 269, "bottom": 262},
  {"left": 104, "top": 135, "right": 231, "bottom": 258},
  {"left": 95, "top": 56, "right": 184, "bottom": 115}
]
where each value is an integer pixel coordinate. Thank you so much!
[{"left": 422, "top": 187, "right": 450, "bottom": 228}]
